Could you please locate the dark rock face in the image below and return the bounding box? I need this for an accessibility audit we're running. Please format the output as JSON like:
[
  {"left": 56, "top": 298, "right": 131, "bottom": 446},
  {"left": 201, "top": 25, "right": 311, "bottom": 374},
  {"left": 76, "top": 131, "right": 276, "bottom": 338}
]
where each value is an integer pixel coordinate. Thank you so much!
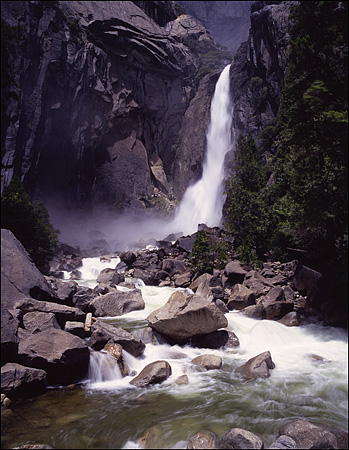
[
  {"left": 0, "top": 0, "right": 219, "bottom": 213},
  {"left": 177, "top": 1, "right": 253, "bottom": 54},
  {"left": 228, "top": 1, "right": 295, "bottom": 148}
]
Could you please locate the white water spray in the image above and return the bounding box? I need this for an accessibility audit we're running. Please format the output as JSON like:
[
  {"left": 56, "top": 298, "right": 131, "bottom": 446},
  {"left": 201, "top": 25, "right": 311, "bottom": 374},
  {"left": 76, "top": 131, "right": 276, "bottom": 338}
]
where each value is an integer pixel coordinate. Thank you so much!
[{"left": 172, "top": 64, "right": 233, "bottom": 235}]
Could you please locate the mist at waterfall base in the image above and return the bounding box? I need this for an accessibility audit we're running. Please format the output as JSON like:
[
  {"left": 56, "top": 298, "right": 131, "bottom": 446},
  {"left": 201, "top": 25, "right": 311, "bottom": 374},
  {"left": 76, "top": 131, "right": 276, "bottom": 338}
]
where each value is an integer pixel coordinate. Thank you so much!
[{"left": 49, "top": 65, "right": 233, "bottom": 250}]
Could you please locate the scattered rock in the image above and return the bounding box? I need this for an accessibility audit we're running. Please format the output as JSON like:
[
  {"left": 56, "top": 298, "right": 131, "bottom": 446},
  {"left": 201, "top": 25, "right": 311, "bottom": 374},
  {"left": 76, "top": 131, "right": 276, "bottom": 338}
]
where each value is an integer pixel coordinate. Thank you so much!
[
  {"left": 268, "top": 435, "right": 297, "bottom": 449},
  {"left": 191, "top": 354, "right": 222, "bottom": 370},
  {"left": 279, "top": 420, "right": 340, "bottom": 449},
  {"left": 175, "top": 374, "right": 189, "bottom": 385},
  {"left": 89, "top": 289, "right": 145, "bottom": 317},
  {"left": 227, "top": 284, "right": 255, "bottom": 310},
  {"left": 219, "top": 427, "right": 264, "bottom": 449},
  {"left": 187, "top": 430, "right": 219, "bottom": 449},
  {"left": 235, "top": 350, "right": 275, "bottom": 380},
  {"left": 130, "top": 360, "right": 172, "bottom": 387}
]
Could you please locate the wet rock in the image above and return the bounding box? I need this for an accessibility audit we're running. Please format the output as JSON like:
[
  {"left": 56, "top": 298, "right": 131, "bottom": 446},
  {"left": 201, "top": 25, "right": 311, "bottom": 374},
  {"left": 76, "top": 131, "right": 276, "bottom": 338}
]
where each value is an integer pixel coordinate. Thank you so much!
[
  {"left": 227, "top": 284, "right": 255, "bottom": 310},
  {"left": 175, "top": 375, "right": 189, "bottom": 385},
  {"left": 219, "top": 427, "right": 264, "bottom": 449},
  {"left": 12, "top": 444, "right": 53, "bottom": 449},
  {"left": 269, "top": 435, "right": 297, "bottom": 449},
  {"left": 277, "top": 312, "right": 299, "bottom": 327},
  {"left": 130, "top": 360, "right": 172, "bottom": 387},
  {"left": 89, "top": 289, "right": 145, "bottom": 317},
  {"left": 1, "top": 363, "right": 47, "bottom": 400},
  {"left": 187, "top": 430, "right": 219, "bottom": 449},
  {"left": 89, "top": 320, "right": 145, "bottom": 357},
  {"left": 103, "top": 343, "right": 129, "bottom": 376},
  {"left": 1, "top": 393, "right": 12, "bottom": 407},
  {"left": 236, "top": 350, "right": 275, "bottom": 380},
  {"left": 70, "top": 270, "right": 82, "bottom": 280},
  {"left": 147, "top": 291, "right": 228, "bottom": 341},
  {"left": 23, "top": 311, "right": 61, "bottom": 334},
  {"left": 191, "top": 354, "right": 222, "bottom": 371},
  {"left": 279, "top": 420, "right": 340, "bottom": 449},
  {"left": 17, "top": 329, "right": 90, "bottom": 385}
]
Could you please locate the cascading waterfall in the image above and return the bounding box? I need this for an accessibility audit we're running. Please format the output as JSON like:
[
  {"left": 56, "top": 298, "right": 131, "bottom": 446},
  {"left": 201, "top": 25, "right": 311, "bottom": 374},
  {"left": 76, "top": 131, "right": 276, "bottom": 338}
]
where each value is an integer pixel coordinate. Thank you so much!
[{"left": 172, "top": 64, "right": 233, "bottom": 235}]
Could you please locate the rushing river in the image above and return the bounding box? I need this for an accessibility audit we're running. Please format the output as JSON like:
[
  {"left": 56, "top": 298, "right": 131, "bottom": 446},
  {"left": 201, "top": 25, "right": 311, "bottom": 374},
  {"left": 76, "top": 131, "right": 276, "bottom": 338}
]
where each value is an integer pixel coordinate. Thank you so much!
[{"left": 2, "top": 260, "right": 348, "bottom": 449}]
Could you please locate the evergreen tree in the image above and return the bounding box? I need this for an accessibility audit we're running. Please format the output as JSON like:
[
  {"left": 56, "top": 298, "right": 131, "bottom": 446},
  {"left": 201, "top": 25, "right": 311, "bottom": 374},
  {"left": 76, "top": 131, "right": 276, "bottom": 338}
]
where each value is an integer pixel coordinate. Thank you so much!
[{"left": 1, "top": 176, "right": 59, "bottom": 273}]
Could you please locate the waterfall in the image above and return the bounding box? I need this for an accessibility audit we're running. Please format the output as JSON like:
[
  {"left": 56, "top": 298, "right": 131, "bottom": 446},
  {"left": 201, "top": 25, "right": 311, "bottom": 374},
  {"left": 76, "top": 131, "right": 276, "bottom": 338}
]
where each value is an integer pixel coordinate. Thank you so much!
[
  {"left": 87, "top": 351, "right": 123, "bottom": 383},
  {"left": 172, "top": 64, "right": 233, "bottom": 235}
]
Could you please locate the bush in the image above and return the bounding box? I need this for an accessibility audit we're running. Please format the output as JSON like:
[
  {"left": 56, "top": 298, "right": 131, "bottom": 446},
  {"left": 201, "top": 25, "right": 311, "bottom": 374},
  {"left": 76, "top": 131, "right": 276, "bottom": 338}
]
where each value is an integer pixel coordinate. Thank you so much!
[
  {"left": 191, "top": 229, "right": 229, "bottom": 275},
  {"left": 1, "top": 176, "right": 59, "bottom": 273}
]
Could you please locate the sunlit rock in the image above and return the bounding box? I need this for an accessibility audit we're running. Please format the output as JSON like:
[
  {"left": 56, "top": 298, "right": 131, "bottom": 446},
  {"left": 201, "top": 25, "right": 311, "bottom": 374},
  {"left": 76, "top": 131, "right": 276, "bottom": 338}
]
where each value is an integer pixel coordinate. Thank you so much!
[
  {"left": 130, "top": 360, "right": 171, "bottom": 387},
  {"left": 235, "top": 350, "right": 275, "bottom": 380}
]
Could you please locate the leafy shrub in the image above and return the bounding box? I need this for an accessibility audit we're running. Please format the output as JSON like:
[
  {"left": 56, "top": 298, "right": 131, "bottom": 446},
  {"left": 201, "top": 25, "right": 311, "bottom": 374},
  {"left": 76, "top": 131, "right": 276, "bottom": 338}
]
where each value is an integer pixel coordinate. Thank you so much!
[
  {"left": 1, "top": 176, "right": 59, "bottom": 273},
  {"left": 191, "top": 229, "right": 229, "bottom": 275}
]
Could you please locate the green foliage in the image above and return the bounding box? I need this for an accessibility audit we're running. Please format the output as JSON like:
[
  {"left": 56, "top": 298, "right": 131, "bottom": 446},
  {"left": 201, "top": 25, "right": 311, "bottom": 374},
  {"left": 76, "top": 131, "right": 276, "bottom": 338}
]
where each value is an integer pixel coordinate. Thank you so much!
[
  {"left": 184, "top": 38, "right": 232, "bottom": 85},
  {"left": 1, "top": 177, "right": 59, "bottom": 273},
  {"left": 191, "top": 230, "right": 229, "bottom": 275}
]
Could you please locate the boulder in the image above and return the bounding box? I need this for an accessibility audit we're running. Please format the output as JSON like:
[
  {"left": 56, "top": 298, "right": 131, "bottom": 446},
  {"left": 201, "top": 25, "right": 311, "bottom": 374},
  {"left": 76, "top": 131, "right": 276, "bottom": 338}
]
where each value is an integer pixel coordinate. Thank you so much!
[
  {"left": 277, "top": 312, "right": 299, "bottom": 327},
  {"left": 17, "top": 298, "right": 85, "bottom": 328},
  {"left": 130, "top": 360, "right": 172, "bottom": 387},
  {"left": 103, "top": 343, "right": 129, "bottom": 376},
  {"left": 23, "top": 311, "right": 61, "bottom": 334},
  {"left": 54, "top": 280, "right": 78, "bottom": 305},
  {"left": 17, "top": 329, "right": 89, "bottom": 385},
  {"left": 161, "top": 258, "right": 187, "bottom": 277},
  {"left": 191, "top": 354, "right": 222, "bottom": 370},
  {"left": 133, "top": 268, "right": 158, "bottom": 285},
  {"left": 147, "top": 291, "right": 228, "bottom": 341},
  {"left": 269, "top": 435, "right": 297, "bottom": 449},
  {"left": 191, "top": 330, "right": 239, "bottom": 349},
  {"left": 227, "top": 284, "right": 255, "bottom": 310},
  {"left": 64, "top": 321, "right": 87, "bottom": 338},
  {"left": 235, "top": 351, "right": 275, "bottom": 380},
  {"left": 71, "top": 285, "right": 94, "bottom": 312},
  {"left": 1, "top": 363, "right": 47, "bottom": 400},
  {"left": 89, "top": 289, "right": 145, "bottom": 317},
  {"left": 175, "top": 375, "right": 189, "bottom": 385},
  {"left": 190, "top": 273, "right": 212, "bottom": 292},
  {"left": 264, "top": 301, "right": 294, "bottom": 320},
  {"left": 241, "top": 304, "right": 264, "bottom": 319},
  {"left": 219, "top": 428, "right": 264, "bottom": 449},
  {"left": 176, "top": 236, "right": 195, "bottom": 253},
  {"left": 187, "top": 430, "right": 219, "bottom": 449},
  {"left": 120, "top": 251, "right": 137, "bottom": 268},
  {"left": 260, "top": 286, "right": 285, "bottom": 307},
  {"left": 88, "top": 320, "right": 145, "bottom": 357},
  {"left": 243, "top": 270, "right": 273, "bottom": 298},
  {"left": 224, "top": 260, "right": 247, "bottom": 284},
  {"left": 1, "top": 229, "right": 55, "bottom": 302},
  {"left": 279, "top": 420, "right": 342, "bottom": 449},
  {"left": 174, "top": 271, "right": 192, "bottom": 288},
  {"left": 96, "top": 268, "right": 117, "bottom": 284},
  {"left": 1, "top": 306, "right": 20, "bottom": 364}
]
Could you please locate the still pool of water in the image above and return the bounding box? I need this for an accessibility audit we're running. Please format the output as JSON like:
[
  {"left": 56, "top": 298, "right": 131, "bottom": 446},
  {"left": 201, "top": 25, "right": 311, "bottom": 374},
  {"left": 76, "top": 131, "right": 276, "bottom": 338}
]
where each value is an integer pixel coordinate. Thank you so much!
[{"left": 2, "top": 276, "right": 347, "bottom": 449}]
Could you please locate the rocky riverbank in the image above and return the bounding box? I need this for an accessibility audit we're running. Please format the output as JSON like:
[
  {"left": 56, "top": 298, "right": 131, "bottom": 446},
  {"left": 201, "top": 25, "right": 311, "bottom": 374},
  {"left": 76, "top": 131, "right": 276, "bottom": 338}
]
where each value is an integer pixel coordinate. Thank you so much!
[{"left": 1, "top": 227, "right": 348, "bottom": 449}]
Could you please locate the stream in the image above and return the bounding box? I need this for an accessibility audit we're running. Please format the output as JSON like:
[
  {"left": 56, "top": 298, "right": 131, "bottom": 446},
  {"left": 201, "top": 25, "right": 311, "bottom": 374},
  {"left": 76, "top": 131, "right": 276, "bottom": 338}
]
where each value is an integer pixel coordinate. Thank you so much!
[{"left": 2, "top": 260, "right": 348, "bottom": 449}]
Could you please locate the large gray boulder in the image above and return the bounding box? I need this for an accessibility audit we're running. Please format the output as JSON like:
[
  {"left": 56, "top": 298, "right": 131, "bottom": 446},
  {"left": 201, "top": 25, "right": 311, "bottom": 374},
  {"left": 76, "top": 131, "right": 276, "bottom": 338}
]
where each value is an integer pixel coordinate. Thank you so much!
[
  {"left": 130, "top": 360, "right": 172, "bottom": 387},
  {"left": 88, "top": 320, "right": 145, "bottom": 357},
  {"left": 279, "top": 420, "right": 345, "bottom": 449},
  {"left": 1, "top": 229, "right": 55, "bottom": 302},
  {"left": 191, "top": 354, "right": 222, "bottom": 371},
  {"left": 219, "top": 428, "right": 264, "bottom": 449},
  {"left": 89, "top": 289, "right": 145, "bottom": 317},
  {"left": 227, "top": 284, "right": 255, "bottom": 310},
  {"left": 1, "top": 363, "right": 47, "bottom": 400},
  {"left": 235, "top": 350, "right": 275, "bottom": 380},
  {"left": 147, "top": 291, "right": 228, "bottom": 341},
  {"left": 17, "top": 329, "right": 90, "bottom": 385}
]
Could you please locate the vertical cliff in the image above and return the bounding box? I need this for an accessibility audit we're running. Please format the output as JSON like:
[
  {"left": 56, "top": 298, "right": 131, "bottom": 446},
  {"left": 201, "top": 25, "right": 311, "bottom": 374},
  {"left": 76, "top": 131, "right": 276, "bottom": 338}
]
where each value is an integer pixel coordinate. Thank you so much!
[{"left": 1, "top": 0, "right": 224, "bottom": 215}]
